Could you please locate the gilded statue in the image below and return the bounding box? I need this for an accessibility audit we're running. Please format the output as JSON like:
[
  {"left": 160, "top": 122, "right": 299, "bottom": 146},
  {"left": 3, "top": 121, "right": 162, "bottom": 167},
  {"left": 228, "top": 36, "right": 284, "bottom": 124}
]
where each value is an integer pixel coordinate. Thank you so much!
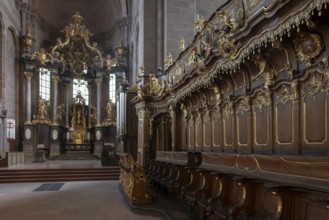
[
  {"left": 31, "top": 48, "right": 53, "bottom": 65},
  {"left": 104, "top": 99, "right": 116, "bottom": 125},
  {"left": 104, "top": 54, "right": 118, "bottom": 70},
  {"left": 90, "top": 105, "right": 97, "bottom": 126},
  {"left": 56, "top": 104, "right": 65, "bottom": 121},
  {"left": 37, "top": 96, "right": 48, "bottom": 119},
  {"left": 252, "top": 54, "right": 275, "bottom": 91}
]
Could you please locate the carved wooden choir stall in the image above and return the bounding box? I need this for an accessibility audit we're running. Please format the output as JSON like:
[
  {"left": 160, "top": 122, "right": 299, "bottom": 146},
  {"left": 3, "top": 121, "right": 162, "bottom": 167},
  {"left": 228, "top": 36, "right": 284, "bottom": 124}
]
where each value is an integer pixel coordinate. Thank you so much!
[{"left": 133, "top": 0, "right": 329, "bottom": 219}]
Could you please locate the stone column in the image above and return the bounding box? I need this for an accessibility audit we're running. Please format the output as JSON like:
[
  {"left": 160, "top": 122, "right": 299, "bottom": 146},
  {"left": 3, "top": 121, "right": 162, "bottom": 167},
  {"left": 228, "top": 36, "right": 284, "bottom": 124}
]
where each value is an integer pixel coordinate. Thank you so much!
[
  {"left": 50, "top": 73, "right": 60, "bottom": 159},
  {"left": 51, "top": 74, "right": 59, "bottom": 125},
  {"left": 23, "top": 71, "right": 35, "bottom": 160},
  {"left": 87, "top": 82, "right": 93, "bottom": 127},
  {"left": 94, "top": 78, "right": 103, "bottom": 157},
  {"left": 24, "top": 71, "right": 33, "bottom": 124},
  {"left": 95, "top": 78, "right": 102, "bottom": 126},
  {"left": 64, "top": 80, "right": 71, "bottom": 128}
]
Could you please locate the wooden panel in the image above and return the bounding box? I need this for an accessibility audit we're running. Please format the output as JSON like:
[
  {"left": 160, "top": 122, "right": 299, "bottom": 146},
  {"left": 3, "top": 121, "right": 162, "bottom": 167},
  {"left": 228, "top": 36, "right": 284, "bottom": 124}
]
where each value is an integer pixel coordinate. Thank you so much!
[
  {"left": 236, "top": 111, "right": 251, "bottom": 153},
  {"left": 304, "top": 201, "right": 329, "bottom": 220},
  {"left": 252, "top": 92, "right": 272, "bottom": 153},
  {"left": 302, "top": 92, "right": 328, "bottom": 153},
  {"left": 223, "top": 116, "right": 234, "bottom": 152},
  {"left": 212, "top": 108, "right": 222, "bottom": 152},
  {"left": 273, "top": 83, "right": 299, "bottom": 154}
]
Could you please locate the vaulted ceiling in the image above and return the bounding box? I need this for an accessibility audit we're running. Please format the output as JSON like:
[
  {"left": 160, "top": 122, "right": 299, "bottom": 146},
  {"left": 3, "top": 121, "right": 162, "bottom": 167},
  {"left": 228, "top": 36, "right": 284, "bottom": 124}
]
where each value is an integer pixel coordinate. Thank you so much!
[{"left": 32, "top": 0, "right": 127, "bottom": 37}]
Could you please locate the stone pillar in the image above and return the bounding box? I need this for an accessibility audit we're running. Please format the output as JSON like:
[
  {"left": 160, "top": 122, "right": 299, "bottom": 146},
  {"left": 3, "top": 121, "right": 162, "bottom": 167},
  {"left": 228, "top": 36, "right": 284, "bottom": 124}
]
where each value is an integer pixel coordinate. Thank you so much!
[
  {"left": 23, "top": 71, "right": 35, "bottom": 160},
  {"left": 136, "top": 104, "right": 151, "bottom": 167},
  {"left": 87, "top": 82, "right": 93, "bottom": 127},
  {"left": 94, "top": 78, "right": 103, "bottom": 157},
  {"left": 64, "top": 80, "right": 71, "bottom": 128},
  {"left": 50, "top": 73, "right": 60, "bottom": 159},
  {"left": 51, "top": 74, "right": 59, "bottom": 126},
  {"left": 169, "top": 105, "right": 176, "bottom": 151},
  {"left": 95, "top": 78, "right": 102, "bottom": 126},
  {"left": 24, "top": 71, "right": 33, "bottom": 124}
]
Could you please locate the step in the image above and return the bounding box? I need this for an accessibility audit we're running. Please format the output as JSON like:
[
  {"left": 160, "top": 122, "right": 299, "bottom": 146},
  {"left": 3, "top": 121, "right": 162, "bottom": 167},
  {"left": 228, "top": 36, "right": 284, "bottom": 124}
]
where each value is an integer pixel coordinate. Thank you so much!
[{"left": 0, "top": 167, "right": 121, "bottom": 183}]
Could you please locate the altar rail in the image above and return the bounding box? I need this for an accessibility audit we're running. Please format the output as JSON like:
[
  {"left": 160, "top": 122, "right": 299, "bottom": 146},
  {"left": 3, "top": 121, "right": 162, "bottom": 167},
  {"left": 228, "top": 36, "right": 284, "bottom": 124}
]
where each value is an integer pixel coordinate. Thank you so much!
[
  {"left": 148, "top": 151, "right": 329, "bottom": 219},
  {"left": 0, "top": 152, "right": 25, "bottom": 167},
  {"left": 117, "top": 153, "right": 151, "bottom": 204}
]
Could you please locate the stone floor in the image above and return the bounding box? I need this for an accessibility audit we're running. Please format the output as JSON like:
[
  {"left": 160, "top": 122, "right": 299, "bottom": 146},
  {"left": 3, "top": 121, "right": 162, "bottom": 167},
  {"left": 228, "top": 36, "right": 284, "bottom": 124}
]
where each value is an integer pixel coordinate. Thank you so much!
[{"left": 0, "top": 160, "right": 207, "bottom": 220}]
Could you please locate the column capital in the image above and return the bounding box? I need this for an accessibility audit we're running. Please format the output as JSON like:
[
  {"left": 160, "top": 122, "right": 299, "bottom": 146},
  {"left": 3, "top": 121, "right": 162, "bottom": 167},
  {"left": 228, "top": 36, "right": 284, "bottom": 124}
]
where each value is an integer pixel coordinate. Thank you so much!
[
  {"left": 95, "top": 79, "right": 102, "bottom": 85},
  {"left": 51, "top": 75, "right": 60, "bottom": 83},
  {"left": 24, "top": 71, "right": 33, "bottom": 79}
]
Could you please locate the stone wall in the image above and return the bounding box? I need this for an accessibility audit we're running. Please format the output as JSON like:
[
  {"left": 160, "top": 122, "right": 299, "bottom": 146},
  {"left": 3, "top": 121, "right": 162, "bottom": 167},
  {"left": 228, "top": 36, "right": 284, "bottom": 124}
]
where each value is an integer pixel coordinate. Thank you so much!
[{"left": 0, "top": 0, "right": 21, "bottom": 151}]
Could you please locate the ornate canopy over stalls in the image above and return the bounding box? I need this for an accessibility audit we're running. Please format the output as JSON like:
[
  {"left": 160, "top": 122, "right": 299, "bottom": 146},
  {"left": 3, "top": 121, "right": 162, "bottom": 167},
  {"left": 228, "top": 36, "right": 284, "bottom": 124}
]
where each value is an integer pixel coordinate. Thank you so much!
[{"left": 132, "top": 0, "right": 329, "bottom": 218}]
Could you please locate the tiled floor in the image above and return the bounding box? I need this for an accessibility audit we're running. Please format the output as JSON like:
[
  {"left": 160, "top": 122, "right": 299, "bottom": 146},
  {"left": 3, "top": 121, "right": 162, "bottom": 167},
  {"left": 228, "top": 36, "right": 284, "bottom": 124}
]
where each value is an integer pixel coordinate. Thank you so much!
[{"left": 0, "top": 160, "right": 162, "bottom": 220}]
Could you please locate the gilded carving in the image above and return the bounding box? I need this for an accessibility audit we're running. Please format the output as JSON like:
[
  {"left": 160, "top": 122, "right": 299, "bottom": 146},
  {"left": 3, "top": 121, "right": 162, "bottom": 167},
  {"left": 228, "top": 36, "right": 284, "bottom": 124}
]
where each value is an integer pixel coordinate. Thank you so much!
[
  {"left": 164, "top": 53, "right": 173, "bottom": 70},
  {"left": 56, "top": 104, "right": 65, "bottom": 122},
  {"left": 252, "top": 54, "right": 275, "bottom": 91},
  {"left": 33, "top": 96, "right": 50, "bottom": 124},
  {"left": 212, "top": 106, "right": 222, "bottom": 119},
  {"left": 179, "top": 37, "right": 186, "bottom": 51},
  {"left": 103, "top": 99, "right": 116, "bottom": 125},
  {"left": 138, "top": 74, "right": 168, "bottom": 97},
  {"left": 276, "top": 83, "right": 298, "bottom": 105},
  {"left": 223, "top": 101, "right": 234, "bottom": 117},
  {"left": 253, "top": 92, "right": 271, "bottom": 112},
  {"left": 119, "top": 154, "right": 151, "bottom": 204},
  {"left": 236, "top": 98, "right": 250, "bottom": 114},
  {"left": 294, "top": 32, "right": 323, "bottom": 67},
  {"left": 31, "top": 48, "right": 53, "bottom": 65},
  {"left": 302, "top": 74, "right": 323, "bottom": 100}
]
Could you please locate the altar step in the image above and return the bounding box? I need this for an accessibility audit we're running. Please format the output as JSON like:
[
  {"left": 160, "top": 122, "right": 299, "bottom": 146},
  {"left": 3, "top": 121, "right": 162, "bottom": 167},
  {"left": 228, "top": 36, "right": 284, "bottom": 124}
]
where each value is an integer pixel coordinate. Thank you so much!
[
  {"left": 0, "top": 167, "right": 120, "bottom": 183},
  {"left": 56, "top": 151, "right": 99, "bottom": 160}
]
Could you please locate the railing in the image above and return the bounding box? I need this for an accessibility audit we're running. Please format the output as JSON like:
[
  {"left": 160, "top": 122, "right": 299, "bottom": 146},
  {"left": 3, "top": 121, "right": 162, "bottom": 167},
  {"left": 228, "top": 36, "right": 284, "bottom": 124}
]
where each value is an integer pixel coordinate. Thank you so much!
[{"left": 0, "top": 152, "right": 25, "bottom": 167}]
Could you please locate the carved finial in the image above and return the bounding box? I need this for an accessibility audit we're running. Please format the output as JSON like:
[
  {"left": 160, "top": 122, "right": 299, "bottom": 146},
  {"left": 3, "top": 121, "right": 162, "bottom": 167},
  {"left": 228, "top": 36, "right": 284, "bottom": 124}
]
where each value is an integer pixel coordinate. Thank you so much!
[
  {"left": 195, "top": 14, "right": 206, "bottom": 32},
  {"left": 179, "top": 37, "right": 186, "bottom": 51},
  {"left": 72, "top": 12, "right": 83, "bottom": 25}
]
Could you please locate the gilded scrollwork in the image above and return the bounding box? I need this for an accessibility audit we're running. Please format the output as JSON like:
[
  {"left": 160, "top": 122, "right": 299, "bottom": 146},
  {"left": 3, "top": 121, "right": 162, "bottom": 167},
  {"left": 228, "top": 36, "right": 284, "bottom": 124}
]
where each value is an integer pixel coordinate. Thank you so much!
[
  {"left": 276, "top": 83, "right": 298, "bottom": 105},
  {"left": 293, "top": 32, "right": 323, "bottom": 67}
]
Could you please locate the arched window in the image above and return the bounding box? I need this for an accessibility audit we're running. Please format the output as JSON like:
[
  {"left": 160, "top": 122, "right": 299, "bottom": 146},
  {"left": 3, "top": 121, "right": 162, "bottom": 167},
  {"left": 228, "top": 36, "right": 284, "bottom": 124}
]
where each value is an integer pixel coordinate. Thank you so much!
[
  {"left": 73, "top": 78, "right": 89, "bottom": 105},
  {"left": 109, "top": 73, "right": 116, "bottom": 102},
  {"left": 39, "top": 68, "right": 51, "bottom": 101}
]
